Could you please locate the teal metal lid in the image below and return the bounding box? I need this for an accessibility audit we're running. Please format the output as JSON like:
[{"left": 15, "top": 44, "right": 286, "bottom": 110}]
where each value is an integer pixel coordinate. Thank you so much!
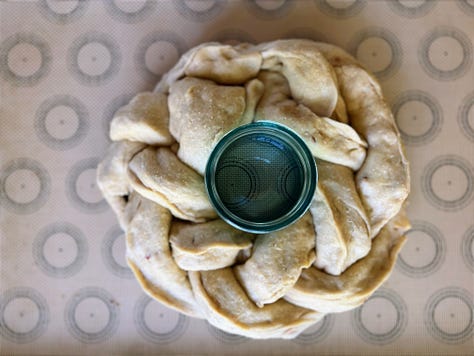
[{"left": 205, "top": 121, "right": 317, "bottom": 234}]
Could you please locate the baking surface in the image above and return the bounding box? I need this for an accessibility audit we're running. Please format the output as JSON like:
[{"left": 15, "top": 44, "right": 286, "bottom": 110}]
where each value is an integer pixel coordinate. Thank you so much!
[{"left": 0, "top": 1, "right": 473, "bottom": 355}]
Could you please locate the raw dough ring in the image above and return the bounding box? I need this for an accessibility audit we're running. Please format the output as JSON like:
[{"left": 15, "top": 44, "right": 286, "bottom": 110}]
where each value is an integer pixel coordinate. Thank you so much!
[{"left": 97, "top": 39, "right": 410, "bottom": 339}]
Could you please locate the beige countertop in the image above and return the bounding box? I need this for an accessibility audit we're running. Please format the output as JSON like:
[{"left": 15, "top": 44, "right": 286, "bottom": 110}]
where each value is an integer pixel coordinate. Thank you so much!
[{"left": 1, "top": 1, "right": 473, "bottom": 355}]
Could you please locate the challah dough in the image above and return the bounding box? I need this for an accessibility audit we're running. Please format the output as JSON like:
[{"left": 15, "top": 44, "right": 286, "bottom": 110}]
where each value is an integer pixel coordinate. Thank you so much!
[
  {"left": 235, "top": 212, "right": 316, "bottom": 307},
  {"left": 170, "top": 220, "right": 253, "bottom": 271},
  {"left": 128, "top": 146, "right": 217, "bottom": 222},
  {"left": 110, "top": 92, "right": 174, "bottom": 145},
  {"left": 126, "top": 194, "right": 202, "bottom": 318},
  {"left": 310, "top": 160, "right": 371, "bottom": 276},
  {"left": 98, "top": 39, "right": 410, "bottom": 339},
  {"left": 96, "top": 141, "right": 146, "bottom": 229}
]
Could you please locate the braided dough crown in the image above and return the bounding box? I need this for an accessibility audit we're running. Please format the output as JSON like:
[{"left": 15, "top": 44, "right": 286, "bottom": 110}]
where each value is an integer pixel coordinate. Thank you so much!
[{"left": 97, "top": 39, "right": 410, "bottom": 339}]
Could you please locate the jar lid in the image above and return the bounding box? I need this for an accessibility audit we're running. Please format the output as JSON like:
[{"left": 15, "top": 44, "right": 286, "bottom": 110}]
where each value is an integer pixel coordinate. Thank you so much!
[{"left": 205, "top": 121, "right": 317, "bottom": 233}]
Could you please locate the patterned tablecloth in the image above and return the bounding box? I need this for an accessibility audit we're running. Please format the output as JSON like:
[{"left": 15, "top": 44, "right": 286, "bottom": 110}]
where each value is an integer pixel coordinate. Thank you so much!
[{"left": 1, "top": 1, "right": 473, "bottom": 355}]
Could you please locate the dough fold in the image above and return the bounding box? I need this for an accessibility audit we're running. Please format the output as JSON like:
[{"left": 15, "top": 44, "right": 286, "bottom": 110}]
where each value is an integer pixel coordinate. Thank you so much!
[
  {"left": 170, "top": 220, "right": 253, "bottom": 271},
  {"left": 126, "top": 195, "right": 202, "bottom": 317},
  {"left": 128, "top": 147, "right": 216, "bottom": 222}
]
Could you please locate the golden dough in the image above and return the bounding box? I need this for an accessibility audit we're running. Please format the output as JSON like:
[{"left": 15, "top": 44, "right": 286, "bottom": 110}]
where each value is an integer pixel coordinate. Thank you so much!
[
  {"left": 96, "top": 141, "right": 146, "bottom": 229},
  {"left": 126, "top": 195, "right": 202, "bottom": 318},
  {"left": 258, "top": 39, "right": 338, "bottom": 117},
  {"left": 285, "top": 211, "right": 409, "bottom": 313},
  {"left": 128, "top": 146, "right": 216, "bottom": 222},
  {"left": 234, "top": 212, "right": 316, "bottom": 307},
  {"left": 257, "top": 71, "right": 367, "bottom": 170},
  {"left": 170, "top": 220, "right": 253, "bottom": 271},
  {"left": 335, "top": 65, "right": 410, "bottom": 237},
  {"left": 98, "top": 39, "right": 410, "bottom": 340},
  {"left": 110, "top": 92, "right": 174, "bottom": 145},
  {"left": 168, "top": 77, "right": 254, "bottom": 175},
  {"left": 189, "top": 268, "right": 323, "bottom": 339},
  {"left": 184, "top": 43, "right": 262, "bottom": 84},
  {"left": 310, "top": 160, "right": 371, "bottom": 275},
  {"left": 154, "top": 42, "right": 210, "bottom": 94}
]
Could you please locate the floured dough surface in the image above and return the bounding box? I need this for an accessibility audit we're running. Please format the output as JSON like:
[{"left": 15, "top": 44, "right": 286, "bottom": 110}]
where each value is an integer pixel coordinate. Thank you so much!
[
  {"left": 126, "top": 194, "right": 202, "bottom": 318},
  {"left": 256, "top": 71, "right": 367, "bottom": 171},
  {"left": 128, "top": 146, "right": 217, "bottom": 222},
  {"left": 170, "top": 220, "right": 253, "bottom": 271},
  {"left": 310, "top": 160, "right": 371, "bottom": 275},
  {"left": 189, "top": 268, "right": 323, "bottom": 339},
  {"left": 168, "top": 77, "right": 251, "bottom": 175},
  {"left": 110, "top": 92, "right": 174, "bottom": 145},
  {"left": 235, "top": 212, "right": 316, "bottom": 307},
  {"left": 258, "top": 39, "right": 338, "bottom": 117},
  {"left": 97, "top": 39, "right": 410, "bottom": 339},
  {"left": 96, "top": 141, "right": 146, "bottom": 229},
  {"left": 285, "top": 210, "right": 409, "bottom": 313}
]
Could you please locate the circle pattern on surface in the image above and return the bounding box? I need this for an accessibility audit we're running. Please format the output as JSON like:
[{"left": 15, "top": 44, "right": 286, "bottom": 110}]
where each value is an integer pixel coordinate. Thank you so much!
[
  {"left": 33, "top": 222, "right": 88, "bottom": 278},
  {"left": 392, "top": 90, "right": 442, "bottom": 145},
  {"left": 103, "top": 0, "right": 156, "bottom": 24},
  {"left": 173, "top": 0, "right": 226, "bottom": 22},
  {"left": 424, "top": 287, "right": 473, "bottom": 344},
  {"left": 352, "top": 289, "right": 408, "bottom": 345},
  {"left": 422, "top": 155, "right": 474, "bottom": 211},
  {"left": 64, "top": 287, "right": 119, "bottom": 343},
  {"left": 349, "top": 27, "right": 402, "bottom": 80},
  {"left": 0, "top": 158, "right": 51, "bottom": 214},
  {"left": 65, "top": 157, "right": 108, "bottom": 213},
  {"left": 37, "top": 0, "right": 88, "bottom": 24},
  {"left": 35, "top": 95, "right": 89, "bottom": 150},
  {"left": 68, "top": 32, "right": 121, "bottom": 86},
  {"left": 396, "top": 221, "right": 446, "bottom": 277},
  {"left": 216, "top": 158, "right": 260, "bottom": 211},
  {"left": 419, "top": 27, "right": 473, "bottom": 81},
  {"left": 293, "top": 314, "right": 335, "bottom": 344},
  {"left": 387, "top": 0, "right": 437, "bottom": 18},
  {"left": 246, "top": 0, "right": 295, "bottom": 19},
  {"left": 0, "top": 33, "right": 52, "bottom": 86},
  {"left": 1, "top": 1, "right": 472, "bottom": 347},
  {"left": 0, "top": 288, "right": 49, "bottom": 343},
  {"left": 134, "top": 295, "right": 188, "bottom": 343},
  {"left": 134, "top": 32, "right": 187, "bottom": 82},
  {"left": 461, "top": 225, "right": 474, "bottom": 272},
  {"left": 457, "top": 91, "right": 474, "bottom": 142},
  {"left": 315, "top": 0, "right": 366, "bottom": 18},
  {"left": 101, "top": 225, "right": 133, "bottom": 278}
]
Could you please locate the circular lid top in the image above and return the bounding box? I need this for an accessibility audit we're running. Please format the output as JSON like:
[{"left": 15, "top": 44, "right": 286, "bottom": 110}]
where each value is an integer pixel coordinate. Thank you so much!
[{"left": 205, "top": 121, "right": 317, "bottom": 233}]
